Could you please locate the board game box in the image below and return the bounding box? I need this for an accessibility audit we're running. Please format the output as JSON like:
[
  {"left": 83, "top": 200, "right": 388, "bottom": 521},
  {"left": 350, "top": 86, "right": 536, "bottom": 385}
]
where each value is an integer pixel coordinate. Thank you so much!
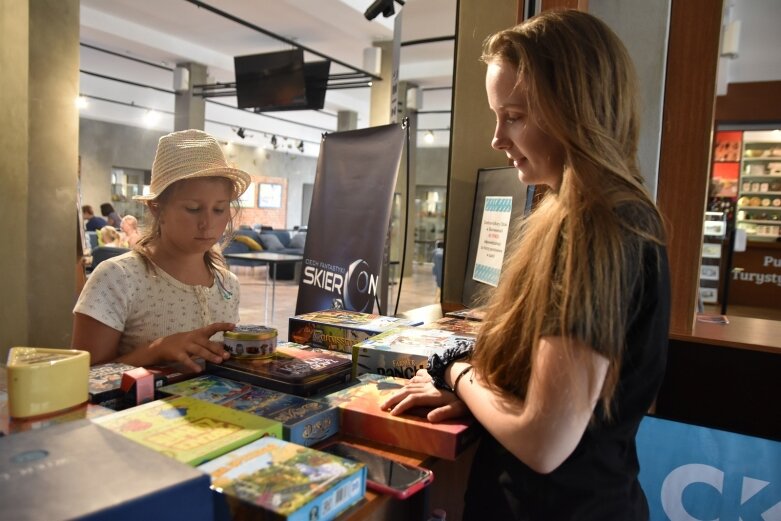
[
  {"left": 206, "top": 344, "right": 353, "bottom": 397},
  {"left": 323, "top": 374, "right": 480, "bottom": 460},
  {"left": 199, "top": 436, "right": 366, "bottom": 521},
  {"left": 0, "top": 420, "right": 213, "bottom": 521},
  {"left": 288, "top": 309, "right": 421, "bottom": 354},
  {"left": 93, "top": 395, "right": 283, "bottom": 466},
  {"left": 88, "top": 362, "right": 195, "bottom": 410},
  {"left": 159, "top": 375, "right": 339, "bottom": 446},
  {"left": 0, "top": 397, "right": 114, "bottom": 436},
  {"left": 353, "top": 327, "right": 476, "bottom": 379},
  {"left": 421, "top": 317, "right": 483, "bottom": 337},
  {"left": 444, "top": 308, "right": 486, "bottom": 321}
]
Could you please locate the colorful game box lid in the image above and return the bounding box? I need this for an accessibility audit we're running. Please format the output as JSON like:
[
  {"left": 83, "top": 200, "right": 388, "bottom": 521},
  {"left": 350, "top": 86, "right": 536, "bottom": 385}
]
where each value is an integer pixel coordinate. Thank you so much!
[
  {"left": 93, "top": 395, "right": 283, "bottom": 466},
  {"left": 288, "top": 309, "right": 422, "bottom": 353},
  {"left": 198, "top": 436, "right": 366, "bottom": 521},
  {"left": 158, "top": 374, "right": 340, "bottom": 446}
]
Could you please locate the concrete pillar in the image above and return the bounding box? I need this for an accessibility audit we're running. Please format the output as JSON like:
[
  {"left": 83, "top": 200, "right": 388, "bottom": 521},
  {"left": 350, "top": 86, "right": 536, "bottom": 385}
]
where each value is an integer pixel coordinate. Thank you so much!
[
  {"left": 174, "top": 62, "right": 207, "bottom": 131},
  {"left": 337, "top": 110, "right": 358, "bottom": 131},
  {"left": 369, "top": 41, "right": 395, "bottom": 127},
  {"left": 1, "top": 0, "right": 80, "bottom": 358},
  {"left": 443, "top": 0, "right": 517, "bottom": 305}
]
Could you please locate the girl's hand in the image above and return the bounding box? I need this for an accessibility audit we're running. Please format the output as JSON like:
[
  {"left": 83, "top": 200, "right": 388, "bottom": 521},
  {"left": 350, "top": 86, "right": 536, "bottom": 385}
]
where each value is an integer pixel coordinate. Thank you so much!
[
  {"left": 381, "top": 378, "right": 470, "bottom": 423},
  {"left": 148, "top": 322, "right": 233, "bottom": 372}
]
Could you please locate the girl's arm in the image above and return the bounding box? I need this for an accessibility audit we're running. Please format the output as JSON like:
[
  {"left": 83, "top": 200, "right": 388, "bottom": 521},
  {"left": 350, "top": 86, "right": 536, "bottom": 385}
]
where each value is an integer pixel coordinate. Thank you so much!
[
  {"left": 72, "top": 312, "right": 233, "bottom": 372},
  {"left": 384, "top": 335, "right": 608, "bottom": 474}
]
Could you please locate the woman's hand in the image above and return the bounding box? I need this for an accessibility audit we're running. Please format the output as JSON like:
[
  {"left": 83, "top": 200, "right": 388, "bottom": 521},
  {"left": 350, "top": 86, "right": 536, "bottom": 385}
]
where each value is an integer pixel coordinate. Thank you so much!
[
  {"left": 381, "top": 369, "right": 470, "bottom": 423},
  {"left": 146, "top": 322, "right": 233, "bottom": 372}
]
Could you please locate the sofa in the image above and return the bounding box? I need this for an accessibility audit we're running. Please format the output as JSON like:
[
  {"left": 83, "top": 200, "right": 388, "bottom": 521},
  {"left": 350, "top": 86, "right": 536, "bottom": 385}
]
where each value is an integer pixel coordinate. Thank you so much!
[{"left": 223, "top": 227, "right": 306, "bottom": 280}]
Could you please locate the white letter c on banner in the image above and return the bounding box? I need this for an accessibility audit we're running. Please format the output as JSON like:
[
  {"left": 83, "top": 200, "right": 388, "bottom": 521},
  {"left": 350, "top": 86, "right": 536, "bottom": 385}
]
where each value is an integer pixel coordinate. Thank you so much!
[{"left": 660, "top": 463, "right": 724, "bottom": 521}]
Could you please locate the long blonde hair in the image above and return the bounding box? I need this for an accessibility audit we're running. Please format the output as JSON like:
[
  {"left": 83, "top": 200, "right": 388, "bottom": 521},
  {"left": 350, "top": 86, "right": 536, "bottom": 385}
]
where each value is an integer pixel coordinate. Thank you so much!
[{"left": 473, "top": 10, "right": 666, "bottom": 417}]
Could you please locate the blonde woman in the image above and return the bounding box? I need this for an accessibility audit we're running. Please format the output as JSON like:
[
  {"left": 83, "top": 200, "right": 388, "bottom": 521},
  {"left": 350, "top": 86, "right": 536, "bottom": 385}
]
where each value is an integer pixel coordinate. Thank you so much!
[
  {"left": 72, "top": 129, "right": 250, "bottom": 372},
  {"left": 120, "top": 215, "right": 141, "bottom": 248},
  {"left": 99, "top": 225, "right": 123, "bottom": 248},
  {"left": 383, "top": 10, "right": 670, "bottom": 520}
]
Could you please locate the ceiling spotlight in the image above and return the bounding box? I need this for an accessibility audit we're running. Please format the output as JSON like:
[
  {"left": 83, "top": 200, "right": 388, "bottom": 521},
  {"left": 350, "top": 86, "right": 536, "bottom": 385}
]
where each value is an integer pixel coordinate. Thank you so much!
[
  {"left": 364, "top": 0, "right": 403, "bottom": 20},
  {"left": 297, "top": 141, "right": 304, "bottom": 153},
  {"left": 424, "top": 130, "right": 435, "bottom": 144},
  {"left": 75, "top": 96, "right": 88, "bottom": 110},
  {"left": 270, "top": 135, "right": 278, "bottom": 149},
  {"left": 235, "top": 127, "right": 246, "bottom": 139}
]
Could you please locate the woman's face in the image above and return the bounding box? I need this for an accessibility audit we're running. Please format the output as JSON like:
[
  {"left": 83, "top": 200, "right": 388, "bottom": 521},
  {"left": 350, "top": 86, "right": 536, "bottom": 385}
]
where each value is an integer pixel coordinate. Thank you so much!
[
  {"left": 155, "top": 177, "right": 233, "bottom": 255},
  {"left": 485, "top": 60, "right": 565, "bottom": 189}
]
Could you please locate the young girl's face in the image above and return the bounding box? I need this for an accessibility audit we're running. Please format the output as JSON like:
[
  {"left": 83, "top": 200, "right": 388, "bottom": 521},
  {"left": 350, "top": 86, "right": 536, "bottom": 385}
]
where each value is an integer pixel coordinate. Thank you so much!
[
  {"left": 486, "top": 60, "right": 565, "bottom": 189},
  {"left": 156, "top": 177, "right": 233, "bottom": 254}
]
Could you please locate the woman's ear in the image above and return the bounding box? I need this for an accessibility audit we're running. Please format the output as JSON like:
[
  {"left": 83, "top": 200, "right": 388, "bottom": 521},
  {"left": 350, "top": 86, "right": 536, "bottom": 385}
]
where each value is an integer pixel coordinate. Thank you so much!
[{"left": 146, "top": 201, "right": 160, "bottom": 218}]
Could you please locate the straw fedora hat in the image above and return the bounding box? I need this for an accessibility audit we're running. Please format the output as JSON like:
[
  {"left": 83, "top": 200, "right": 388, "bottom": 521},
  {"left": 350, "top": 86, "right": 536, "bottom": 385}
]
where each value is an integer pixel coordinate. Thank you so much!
[{"left": 134, "top": 129, "right": 250, "bottom": 201}]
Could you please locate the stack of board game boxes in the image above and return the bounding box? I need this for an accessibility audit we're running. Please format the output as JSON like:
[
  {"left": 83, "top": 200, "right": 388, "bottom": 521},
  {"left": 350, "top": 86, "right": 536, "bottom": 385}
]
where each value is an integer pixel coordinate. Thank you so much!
[{"left": 1, "top": 307, "right": 487, "bottom": 519}]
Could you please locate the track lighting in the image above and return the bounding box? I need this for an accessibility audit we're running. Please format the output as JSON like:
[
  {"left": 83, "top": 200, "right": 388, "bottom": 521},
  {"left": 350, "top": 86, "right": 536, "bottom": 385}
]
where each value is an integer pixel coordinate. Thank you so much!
[
  {"left": 297, "top": 140, "right": 304, "bottom": 153},
  {"left": 270, "top": 135, "right": 278, "bottom": 149},
  {"left": 235, "top": 127, "right": 246, "bottom": 139}
]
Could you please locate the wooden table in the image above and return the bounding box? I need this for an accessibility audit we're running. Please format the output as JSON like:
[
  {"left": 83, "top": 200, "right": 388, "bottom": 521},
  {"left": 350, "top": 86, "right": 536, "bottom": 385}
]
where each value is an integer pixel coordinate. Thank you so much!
[
  {"left": 659, "top": 314, "right": 781, "bottom": 440},
  {"left": 224, "top": 252, "right": 303, "bottom": 323}
]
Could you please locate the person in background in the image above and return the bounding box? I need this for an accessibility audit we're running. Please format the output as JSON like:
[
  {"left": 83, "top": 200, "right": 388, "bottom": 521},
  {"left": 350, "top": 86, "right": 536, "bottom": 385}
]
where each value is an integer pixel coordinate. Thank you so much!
[
  {"left": 120, "top": 215, "right": 142, "bottom": 248},
  {"left": 82, "top": 205, "right": 107, "bottom": 231},
  {"left": 72, "top": 129, "right": 251, "bottom": 373},
  {"left": 99, "top": 225, "right": 124, "bottom": 248},
  {"left": 100, "top": 202, "right": 122, "bottom": 228},
  {"left": 383, "top": 10, "right": 670, "bottom": 520}
]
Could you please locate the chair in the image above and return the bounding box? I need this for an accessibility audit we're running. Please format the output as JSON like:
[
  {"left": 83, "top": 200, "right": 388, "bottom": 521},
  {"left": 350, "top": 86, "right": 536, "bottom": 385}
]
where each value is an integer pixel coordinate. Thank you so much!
[
  {"left": 86, "top": 231, "right": 99, "bottom": 251},
  {"left": 89, "top": 246, "right": 129, "bottom": 273}
]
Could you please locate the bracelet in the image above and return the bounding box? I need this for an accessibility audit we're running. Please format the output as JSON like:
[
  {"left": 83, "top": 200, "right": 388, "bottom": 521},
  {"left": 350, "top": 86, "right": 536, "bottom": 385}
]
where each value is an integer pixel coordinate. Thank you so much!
[
  {"left": 427, "top": 338, "right": 475, "bottom": 392},
  {"left": 453, "top": 365, "right": 473, "bottom": 399}
]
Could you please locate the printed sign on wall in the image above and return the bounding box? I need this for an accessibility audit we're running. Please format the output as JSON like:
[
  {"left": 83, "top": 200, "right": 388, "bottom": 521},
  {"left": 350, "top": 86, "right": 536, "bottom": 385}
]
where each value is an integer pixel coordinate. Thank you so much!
[{"left": 472, "top": 196, "right": 512, "bottom": 287}]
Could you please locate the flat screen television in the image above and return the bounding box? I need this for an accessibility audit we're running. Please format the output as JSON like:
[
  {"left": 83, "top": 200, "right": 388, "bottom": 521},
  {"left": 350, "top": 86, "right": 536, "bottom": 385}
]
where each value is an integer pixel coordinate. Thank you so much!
[
  {"left": 462, "top": 166, "right": 536, "bottom": 308},
  {"left": 252, "top": 60, "right": 331, "bottom": 113},
  {"left": 234, "top": 49, "right": 307, "bottom": 110}
]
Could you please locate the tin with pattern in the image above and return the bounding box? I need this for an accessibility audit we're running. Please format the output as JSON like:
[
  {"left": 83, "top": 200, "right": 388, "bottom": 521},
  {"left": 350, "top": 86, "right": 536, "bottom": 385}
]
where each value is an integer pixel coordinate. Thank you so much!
[{"left": 224, "top": 325, "right": 278, "bottom": 358}]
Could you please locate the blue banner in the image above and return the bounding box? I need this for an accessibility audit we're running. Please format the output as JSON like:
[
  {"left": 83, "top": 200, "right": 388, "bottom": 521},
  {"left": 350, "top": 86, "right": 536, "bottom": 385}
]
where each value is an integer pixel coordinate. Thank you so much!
[{"left": 637, "top": 416, "right": 781, "bottom": 520}]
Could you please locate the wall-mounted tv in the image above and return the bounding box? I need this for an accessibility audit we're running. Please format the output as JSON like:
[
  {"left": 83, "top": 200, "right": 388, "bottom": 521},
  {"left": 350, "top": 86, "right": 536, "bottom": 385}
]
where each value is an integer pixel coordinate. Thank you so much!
[
  {"left": 234, "top": 49, "right": 307, "bottom": 110},
  {"left": 251, "top": 60, "right": 331, "bottom": 113},
  {"left": 235, "top": 49, "right": 331, "bottom": 112}
]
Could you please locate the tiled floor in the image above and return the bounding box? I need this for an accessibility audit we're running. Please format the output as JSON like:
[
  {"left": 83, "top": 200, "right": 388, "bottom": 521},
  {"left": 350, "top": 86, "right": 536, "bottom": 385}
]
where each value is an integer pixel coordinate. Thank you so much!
[{"left": 234, "top": 262, "right": 439, "bottom": 341}]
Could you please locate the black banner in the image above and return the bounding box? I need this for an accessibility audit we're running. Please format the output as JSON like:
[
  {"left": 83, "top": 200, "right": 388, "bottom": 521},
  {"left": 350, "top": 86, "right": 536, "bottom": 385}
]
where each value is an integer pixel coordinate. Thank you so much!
[{"left": 295, "top": 124, "right": 405, "bottom": 315}]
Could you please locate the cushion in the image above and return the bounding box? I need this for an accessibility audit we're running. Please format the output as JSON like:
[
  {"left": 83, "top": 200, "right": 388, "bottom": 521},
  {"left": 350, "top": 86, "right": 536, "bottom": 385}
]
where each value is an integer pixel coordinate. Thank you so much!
[
  {"left": 288, "top": 233, "right": 306, "bottom": 250},
  {"left": 259, "top": 233, "right": 285, "bottom": 251},
  {"left": 233, "top": 234, "right": 262, "bottom": 251}
]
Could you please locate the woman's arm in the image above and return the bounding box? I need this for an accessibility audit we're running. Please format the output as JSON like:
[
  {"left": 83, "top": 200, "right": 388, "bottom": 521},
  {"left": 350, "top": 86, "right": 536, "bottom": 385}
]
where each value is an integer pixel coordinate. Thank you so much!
[
  {"left": 72, "top": 312, "right": 233, "bottom": 371},
  {"left": 384, "top": 335, "right": 608, "bottom": 474}
]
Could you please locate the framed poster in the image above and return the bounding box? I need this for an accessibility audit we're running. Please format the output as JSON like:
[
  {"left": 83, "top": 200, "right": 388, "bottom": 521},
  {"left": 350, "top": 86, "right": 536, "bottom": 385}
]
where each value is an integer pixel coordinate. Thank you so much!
[
  {"left": 239, "top": 181, "right": 256, "bottom": 208},
  {"left": 462, "top": 166, "right": 535, "bottom": 308},
  {"left": 258, "top": 183, "right": 282, "bottom": 208}
]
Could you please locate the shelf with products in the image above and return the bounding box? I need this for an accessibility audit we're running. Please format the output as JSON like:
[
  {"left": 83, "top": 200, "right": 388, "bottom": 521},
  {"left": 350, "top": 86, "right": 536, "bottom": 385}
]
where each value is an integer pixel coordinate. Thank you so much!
[{"left": 735, "top": 131, "right": 781, "bottom": 242}]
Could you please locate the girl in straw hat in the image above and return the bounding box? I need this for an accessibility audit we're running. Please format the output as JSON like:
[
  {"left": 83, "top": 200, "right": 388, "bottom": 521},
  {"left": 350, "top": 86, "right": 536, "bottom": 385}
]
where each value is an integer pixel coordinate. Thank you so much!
[{"left": 72, "top": 129, "right": 251, "bottom": 372}]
